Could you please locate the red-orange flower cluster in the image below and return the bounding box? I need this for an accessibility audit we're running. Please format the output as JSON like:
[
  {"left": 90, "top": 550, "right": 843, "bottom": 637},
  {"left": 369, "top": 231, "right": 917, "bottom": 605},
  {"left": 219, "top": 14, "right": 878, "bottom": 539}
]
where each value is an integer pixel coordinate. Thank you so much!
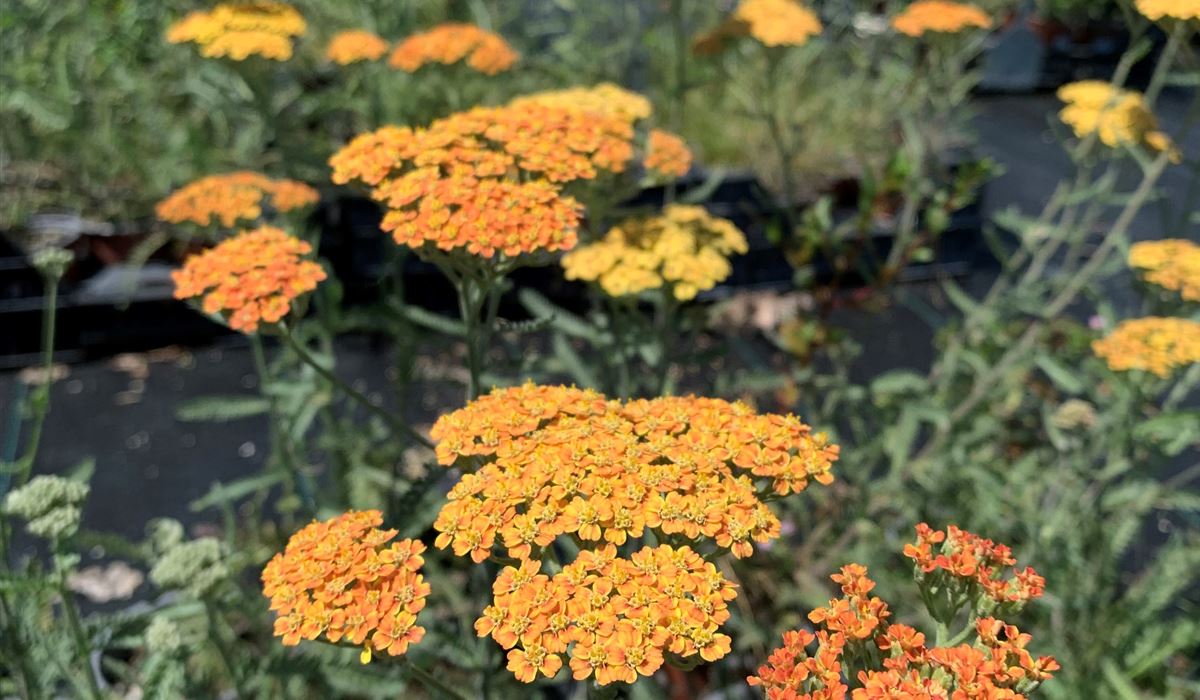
[
  {"left": 329, "top": 103, "right": 637, "bottom": 258},
  {"left": 261, "top": 510, "right": 429, "bottom": 664},
  {"left": 808, "top": 564, "right": 890, "bottom": 642},
  {"left": 644, "top": 128, "right": 693, "bottom": 179},
  {"left": 388, "top": 23, "right": 517, "bottom": 75},
  {"left": 903, "top": 523, "right": 1045, "bottom": 606},
  {"left": 749, "top": 531, "right": 1057, "bottom": 699},
  {"left": 476, "top": 544, "right": 737, "bottom": 685},
  {"left": 172, "top": 226, "right": 325, "bottom": 332},
  {"left": 429, "top": 384, "right": 838, "bottom": 564},
  {"left": 156, "top": 172, "right": 319, "bottom": 228},
  {"left": 746, "top": 628, "right": 847, "bottom": 699}
]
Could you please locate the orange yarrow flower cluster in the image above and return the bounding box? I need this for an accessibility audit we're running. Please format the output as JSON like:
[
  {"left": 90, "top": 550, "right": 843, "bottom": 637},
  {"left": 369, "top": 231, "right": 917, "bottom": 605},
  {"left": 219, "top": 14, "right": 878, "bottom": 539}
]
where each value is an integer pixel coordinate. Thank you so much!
[
  {"left": 172, "top": 226, "right": 325, "bottom": 332},
  {"left": 1092, "top": 317, "right": 1200, "bottom": 377},
  {"left": 389, "top": 23, "right": 517, "bottom": 75},
  {"left": 903, "top": 524, "right": 1046, "bottom": 607},
  {"left": 156, "top": 172, "right": 318, "bottom": 228},
  {"left": 477, "top": 544, "right": 736, "bottom": 685},
  {"left": 749, "top": 563, "right": 1057, "bottom": 699},
  {"left": 1128, "top": 239, "right": 1200, "bottom": 301},
  {"left": 891, "top": 1, "right": 992, "bottom": 37},
  {"left": 429, "top": 384, "right": 838, "bottom": 565},
  {"left": 736, "top": 0, "right": 823, "bottom": 47},
  {"left": 262, "top": 510, "right": 429, "bottom": 664},
  {"left": 166, "top": 2, "right": 306, "bottom": 61},
  {"left": 329, "top": 102, "right": 636, "bottom": 258},
  {"left": 694, "top": 0, "right": 822, "bottom": 54},
  {"left": 644, "top": 129, "right": 693, "bottom": 179},
  {"left": 326, "top": 29, "right": 389, "bottom": 65}
]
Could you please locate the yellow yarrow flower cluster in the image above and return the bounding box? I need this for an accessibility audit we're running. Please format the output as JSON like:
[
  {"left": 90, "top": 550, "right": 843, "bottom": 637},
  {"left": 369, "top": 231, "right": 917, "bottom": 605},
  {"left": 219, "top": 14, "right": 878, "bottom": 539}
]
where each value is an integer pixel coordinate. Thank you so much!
[
  {"left": 1093, "top": 317, "right": 1200, "bottom": 377},
  {"left": 477, "top": 545, "right": 737, "bottom": 686},
  {"left": 1129, "top": 239, "right": 1200, "bottom": 301},
  {"left": 1135, "top": 0, "right": 1200, "bottom": 21},
  {"left": 508, "top": 83, "right": 654, "bottom": 123},
  {"left": 326, "top": 29, "right": 389, "bottom": 65},
  {"left": 562, "top": 205, "right": 749, "bottom": 301},
  {"left": 892, "top": 1, "right": 992, "bottom": 37},
  {"left": 166, "top": 2, "right": 305, "bottom": 61},
  {"left": 1057, "top": 81, "right": 1180, "bottom": 161},
  {"left": 430, "top": 383, "right": 838, "bottom": 565}
]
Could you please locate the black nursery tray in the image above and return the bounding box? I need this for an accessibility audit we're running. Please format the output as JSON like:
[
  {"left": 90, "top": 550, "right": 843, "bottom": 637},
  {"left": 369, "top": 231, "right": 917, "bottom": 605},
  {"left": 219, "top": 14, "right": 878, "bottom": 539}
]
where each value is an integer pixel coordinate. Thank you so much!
[
  {"left": 0, "top": 236, "right": 224, "bottom": 369},
  {"left": 0, "top": 168, "right": 993, "bottom": 366}
]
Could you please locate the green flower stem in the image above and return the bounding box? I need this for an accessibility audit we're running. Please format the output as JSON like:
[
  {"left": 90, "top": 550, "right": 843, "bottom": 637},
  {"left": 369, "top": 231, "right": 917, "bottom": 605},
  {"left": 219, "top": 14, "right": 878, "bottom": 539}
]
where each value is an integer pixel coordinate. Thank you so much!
[
  {"left": 250, "top": 335, "right": 314, "bottom": 516},
  {"left": 279, "top": 327, "right": 433, "bottom": 450},
  {"left": 0, "top": 592, "right": 38, "bottom": 700},
  {"left": 405, "top": 659, "right": 470, "bottom": 700},
  {"left": 943, "top": 618, "right": 978, "bottom": 648},
  {"left": 205, "top": 601, "right": 250, "bottom": 699},
  {"left": 1144, "top": 22, "right": 1186, "bottom": 107},
  {"left": 608, "top": 298, "right": 635, "bottom": 398},
  {"left": 654, "top": 289, "right": 679, "bottom": 397},
  {"left": 455, "top": 273, "right": 500, "bottom": 402},
  {"left": 916, "top": 150, "right": 1172, "bottom": 465},
  {"left": 16, "top": 275, "right": 59, "bottom": 488},
  {"left": 1163, "top": 363, "right": 1200, "bottom": 412},
  {"left": 58, "top": 578, "right": 103, "bottom": 700}
]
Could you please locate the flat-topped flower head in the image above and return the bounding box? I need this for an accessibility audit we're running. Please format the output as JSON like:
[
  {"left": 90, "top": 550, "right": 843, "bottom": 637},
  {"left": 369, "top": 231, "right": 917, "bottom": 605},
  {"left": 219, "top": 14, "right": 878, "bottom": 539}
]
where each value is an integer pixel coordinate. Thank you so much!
[
  {"left": 891, "top": 1, "right": 991, "bottom": 36},
  {"left": 166, "top": 2, "right": 305, "bottom": 61},
  {"left": 172, "top": 226, "right": 325, "bottom": 333},
  {"left": 562, "top": 205, "right": 748, "bottom": 301},
  {"left": 478, "top": 544, "right": 736, "bottom": 685},
  {"left": 262, "top": 510, "right": 429, "bottom": 664},
  {"left": 326, "top": 29, "right": 389, "bottom": 65},
  {"left": 329, "top": 102, "right": 637, "bottom": 260},
  {"left": 156, "top": 172, "right": 319, "bottom": 228},
  {"left": 1092, "top": 317, "right": 1200, "bottom": 377},
  {"left": 747, "top": 629, "right": 847, "bottom": 698},
  {"left": 735, "top": 0, "right": 823, "bottom": 47},
  {"left": 808, "top": 564, "right": 892, "bottom": 641},
  {"left": 429, "top": 383, "right": 837, "bottom": 565},
  {"left": 1058, "top": 81, "right": 1180, "bottom": 160},
  {"left": 1135, "top": 0, "right": 1200, "bottom": 21},
  {"left": 388, "top": 23, "right": 517, "bottom": 75},
  {"left": 644, "top": 129, "right": 693, "bottom": 180},
  {"left": 749, "top": 551, "right": 1057, "bottom": 698},
  {"left": 1128, "top": 239, "right": 1200, "bottom": 301},
  {"left": 508, "top": 83, "right": 654, "bottom": 123},
  {"left": 903, "top": 524, "right": 1045, "bottom": 608}
]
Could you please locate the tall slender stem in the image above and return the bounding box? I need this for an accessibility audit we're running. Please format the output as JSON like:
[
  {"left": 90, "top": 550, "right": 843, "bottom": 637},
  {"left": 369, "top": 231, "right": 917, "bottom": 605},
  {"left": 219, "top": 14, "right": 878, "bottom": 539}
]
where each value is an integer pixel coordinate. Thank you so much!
[
  {"left": 915, "top": 152, "right": 1171, "bottom": 464},
  {"left": 279, "top": 328, "right": 433, "bottom": 450},
  {"left": 59, "top": 578, "right": 102, "bottom": 700},
  {"left": 405, "top": 658, "right": 469, "bottom": 700},
  {"left": 1144, "top": 23, "right": 1185, "bottom": 107},
  {"left": 654, "top": 289, "right": 678, "bottom": 397},
  {"left": 16, "top": 276, "right": 59, "bottom": 488},
  {"left": 0, "top": 592, "right": 38, "bottom": 699},
  {"left": 250, "top": 335, "right": 312, "bottom": 515}
]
